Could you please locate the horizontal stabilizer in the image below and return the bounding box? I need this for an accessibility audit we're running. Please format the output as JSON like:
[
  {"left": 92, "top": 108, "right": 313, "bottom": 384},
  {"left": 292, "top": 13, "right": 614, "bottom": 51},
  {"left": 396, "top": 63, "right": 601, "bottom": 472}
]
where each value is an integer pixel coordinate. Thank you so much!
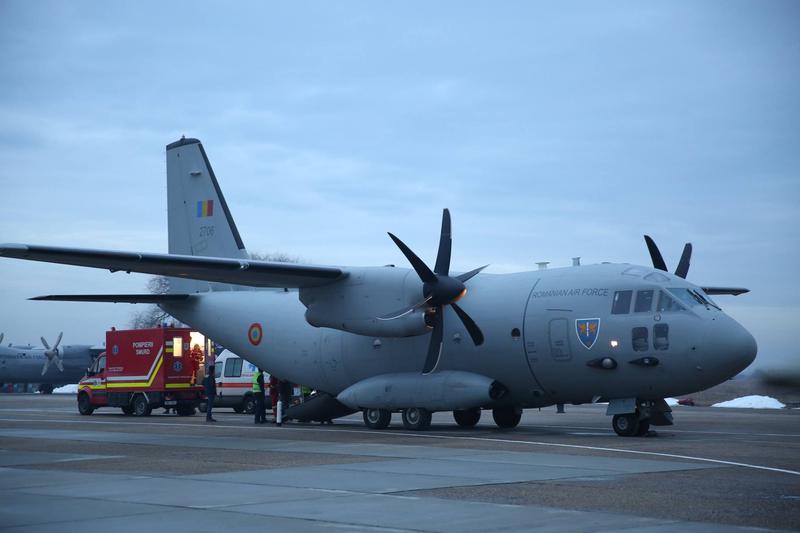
[
  {"left": 701, "top": 287, "right": 750, "bottom": 296},
  {"left": 0, "top": 244, "right": 345, "bottom": 289},
  {"left": 30, "top": 294, "right": 191, "bottom": 303}
]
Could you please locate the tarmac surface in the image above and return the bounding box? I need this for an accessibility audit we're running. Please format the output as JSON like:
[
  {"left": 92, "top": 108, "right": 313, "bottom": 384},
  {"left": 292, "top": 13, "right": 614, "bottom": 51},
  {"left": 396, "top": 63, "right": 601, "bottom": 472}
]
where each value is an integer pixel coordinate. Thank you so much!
[{"left": 0, "top": 394, "right": 798, "bottom": 532}]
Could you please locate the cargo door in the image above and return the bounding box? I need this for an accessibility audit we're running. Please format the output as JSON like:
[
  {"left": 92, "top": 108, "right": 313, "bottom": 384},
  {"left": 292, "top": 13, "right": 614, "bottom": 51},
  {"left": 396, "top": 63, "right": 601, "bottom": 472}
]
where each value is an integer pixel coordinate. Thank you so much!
[{"left": 523, "top": 284, "right": 573, "bottom": 395}]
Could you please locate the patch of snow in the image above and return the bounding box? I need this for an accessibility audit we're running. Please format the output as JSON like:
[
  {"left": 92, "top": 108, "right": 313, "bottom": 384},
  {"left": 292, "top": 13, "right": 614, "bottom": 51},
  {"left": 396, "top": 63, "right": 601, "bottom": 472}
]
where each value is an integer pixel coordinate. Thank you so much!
[
  {"left": 712, "top": 395, "right": 785, "bottom": 409},
  {"left": 53, "top": 384, "right": 78, "bottom": 394},
  {"left": 665, "top": 398, "right": 679, "bottom": 407}
]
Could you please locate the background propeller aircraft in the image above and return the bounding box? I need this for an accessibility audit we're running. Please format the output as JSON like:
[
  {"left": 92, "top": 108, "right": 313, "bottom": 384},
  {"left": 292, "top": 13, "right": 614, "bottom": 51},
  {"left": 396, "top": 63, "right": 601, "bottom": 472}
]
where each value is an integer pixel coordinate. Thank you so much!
[
  {"left": 0, "top": 332, "right": 98, "bottom": 393},
  {"left": 0, "top": 138, "right": 757, "bottom": 435}
]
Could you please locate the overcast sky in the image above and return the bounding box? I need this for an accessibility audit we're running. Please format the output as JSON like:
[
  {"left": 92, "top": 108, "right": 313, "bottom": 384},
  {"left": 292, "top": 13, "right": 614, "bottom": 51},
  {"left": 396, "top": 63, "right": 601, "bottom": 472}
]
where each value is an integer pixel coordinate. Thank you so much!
[{"left": 0, "top": 2, "right": 797, "bottom": 371}]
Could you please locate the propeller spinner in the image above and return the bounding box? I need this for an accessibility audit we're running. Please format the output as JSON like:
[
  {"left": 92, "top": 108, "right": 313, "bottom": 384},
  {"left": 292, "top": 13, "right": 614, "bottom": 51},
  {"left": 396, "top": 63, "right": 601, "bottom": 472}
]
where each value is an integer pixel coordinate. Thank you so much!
[
  {"left": 40, "top": 332, "right": 64, "bottom": 375},
  {"left": 380, "top": 209, "right": 487, "bottom": 374}
]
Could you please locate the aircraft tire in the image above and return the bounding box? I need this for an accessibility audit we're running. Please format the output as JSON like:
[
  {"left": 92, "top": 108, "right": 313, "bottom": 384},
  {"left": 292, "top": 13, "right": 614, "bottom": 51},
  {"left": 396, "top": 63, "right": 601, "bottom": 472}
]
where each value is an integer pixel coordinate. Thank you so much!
[
  {"left": 453, "top": 408, "right": 481, "bottom": 427},
  {"left": 492, "top": 406, "right": 522, "bottom": 429},
  {"left": 402, "top": 408, "right": 432, "bottom": 430},
  {"left": 121, "top": 406, "right": 134, "bottom": 416},
  {"left": 133, "top": 394, "right": 152, "bottom": 417},
  {"left": 363, "top": 408, "right": 392, "bottom": 429},
  {"left": 612, "top": 413, "right": 640, "bottom": 437},
  {"left": 77, "top": 393, "right": 94, "bottom": 416}
]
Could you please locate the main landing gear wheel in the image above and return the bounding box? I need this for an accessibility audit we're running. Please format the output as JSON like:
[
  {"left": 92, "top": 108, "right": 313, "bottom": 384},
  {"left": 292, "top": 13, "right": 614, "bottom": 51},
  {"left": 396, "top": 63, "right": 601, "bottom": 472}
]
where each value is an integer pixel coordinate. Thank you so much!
[
  {"left": 612, "top": 413, "right": 642, "bottom": 437},
  {"left": 363, "top": 408, "right": 392, "bottom": 429},
  {"left": 133, "top": 394, "right": 152, "bottom": 417},
  {"left": 402, "top": 408, "right": 432, "bottom": 430},
  {"left": 453, "top": 408, "right": 481, "bottom": 427},
  {"left": 492, "top": 406, "right": 522, "bottom": 429},
  {"left": 77, "top": 393, "right": 94, "bottom": 415}
]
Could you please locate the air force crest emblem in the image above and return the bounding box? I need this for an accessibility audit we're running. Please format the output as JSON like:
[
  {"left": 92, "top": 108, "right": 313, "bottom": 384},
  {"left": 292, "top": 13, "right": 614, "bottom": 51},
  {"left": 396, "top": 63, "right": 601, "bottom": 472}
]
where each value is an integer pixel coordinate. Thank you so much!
[{"left": 576, "top": 318, "right": 600, "bottom": 349}]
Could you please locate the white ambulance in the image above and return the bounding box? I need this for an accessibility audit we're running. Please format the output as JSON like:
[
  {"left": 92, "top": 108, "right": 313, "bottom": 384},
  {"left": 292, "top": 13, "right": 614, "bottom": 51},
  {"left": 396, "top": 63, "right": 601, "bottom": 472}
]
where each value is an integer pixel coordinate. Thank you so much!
[{"left": 200, "top": 352, "right": 270, "bottom": 414}]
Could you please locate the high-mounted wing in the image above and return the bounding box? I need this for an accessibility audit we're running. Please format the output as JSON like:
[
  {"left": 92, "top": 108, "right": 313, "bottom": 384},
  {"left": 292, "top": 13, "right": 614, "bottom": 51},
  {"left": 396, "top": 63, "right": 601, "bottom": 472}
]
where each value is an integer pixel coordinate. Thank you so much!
[
  {"left": 0, "top": 244, "right": 345, "bottom": 289},
  {"left": 700, "top": 287, "right": 750, "bottom": 296},
  {"left": 30, "top": 294, "right": 192, "bottom": 303}
]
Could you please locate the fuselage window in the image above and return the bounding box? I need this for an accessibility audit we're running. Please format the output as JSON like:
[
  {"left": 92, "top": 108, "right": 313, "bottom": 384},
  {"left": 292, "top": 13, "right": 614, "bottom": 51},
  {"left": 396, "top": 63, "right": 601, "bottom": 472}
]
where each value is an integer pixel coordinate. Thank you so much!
[
  {"left": 634, "top": 290, "right": 654, "bottom": 313},
  {"left": 656, "top": 290, "right": 684, "bottom": 313},
  {"left": 511, "top": 328, "right": 521, "bottom": 338},
  {"left": 611, "top": 290, "right": 633, "bottom": 314},
  {"left": 654, "top": 324, "right": 669, "bottom": 350},
  {"left": 632, "top": 327, "right": 649, "bottom": 352}
]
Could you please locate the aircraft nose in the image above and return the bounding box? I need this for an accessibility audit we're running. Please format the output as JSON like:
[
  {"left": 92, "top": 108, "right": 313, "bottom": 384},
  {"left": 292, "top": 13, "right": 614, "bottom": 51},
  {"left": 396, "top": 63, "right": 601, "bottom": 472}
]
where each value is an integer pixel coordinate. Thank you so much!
[{"left": 707, "top": 315, "right": 757, "bottom": 379}]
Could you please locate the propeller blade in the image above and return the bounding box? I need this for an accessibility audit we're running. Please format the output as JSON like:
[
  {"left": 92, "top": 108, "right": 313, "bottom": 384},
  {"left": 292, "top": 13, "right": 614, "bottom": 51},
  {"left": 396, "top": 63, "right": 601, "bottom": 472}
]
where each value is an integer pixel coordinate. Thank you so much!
[
  {"left": 434, "top": 208, "right": 452, "bottom": 276},
  {"left": 451, "top": 303, "right": 484, "bottom": 346},
  {"left": 455, "top": 264, "right": 489, "bottom": 283},
  {"left": 53, "top": 331, "right": 63, "bottom": 349},
  {"left": 377, "top": 296, "right": 432, "bottom": 320},
  {"left": 40, "top": 336, "right": 51, "bottom": 350},
  {"left": 41, "top": 359, "right": 50, "bottom": 376},
  {"left": 422, "top": 306, "right": 444, "bottom": 374},
  {"left": 644, "top": 235, "right": 668, "bottom": 272},
  {"left": 675, "top": 243, "right": 692, "bottom": 279},
  {"left": 387, "top": 233, "right": 436, "bottom": 283},
  {"left": 0, "top": 333, "right": 3, "bottom": 345},
  {"left": 54, "top": 357, "right": 64, "bottom": 372}
]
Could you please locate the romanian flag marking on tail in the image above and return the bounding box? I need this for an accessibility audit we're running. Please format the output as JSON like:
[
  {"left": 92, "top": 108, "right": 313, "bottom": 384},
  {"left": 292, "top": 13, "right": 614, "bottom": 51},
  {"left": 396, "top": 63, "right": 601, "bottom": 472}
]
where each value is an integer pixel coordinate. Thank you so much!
[{"left": 196, "top": 200, "right": 214, "bottom": 217}]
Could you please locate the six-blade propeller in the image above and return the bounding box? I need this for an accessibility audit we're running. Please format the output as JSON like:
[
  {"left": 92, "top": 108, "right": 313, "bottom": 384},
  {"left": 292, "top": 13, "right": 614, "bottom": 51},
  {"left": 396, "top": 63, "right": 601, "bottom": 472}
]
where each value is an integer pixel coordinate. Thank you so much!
[{"left": 381, "top": 209, "right": 487, "bottom": 374}]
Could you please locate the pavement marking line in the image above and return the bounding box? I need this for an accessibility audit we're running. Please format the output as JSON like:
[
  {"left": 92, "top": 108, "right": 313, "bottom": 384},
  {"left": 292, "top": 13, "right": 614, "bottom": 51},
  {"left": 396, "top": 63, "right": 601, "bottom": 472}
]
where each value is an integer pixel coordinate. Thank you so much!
[{"left": 1, "top": 416, "right": 798, "bottom": 477}]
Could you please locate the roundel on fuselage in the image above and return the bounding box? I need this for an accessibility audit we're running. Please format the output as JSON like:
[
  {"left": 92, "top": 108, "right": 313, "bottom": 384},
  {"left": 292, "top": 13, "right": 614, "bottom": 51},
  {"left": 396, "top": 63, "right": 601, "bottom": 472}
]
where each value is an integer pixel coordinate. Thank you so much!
[{"left": 248, "top": 323, "right": 263, "bottom": 346}]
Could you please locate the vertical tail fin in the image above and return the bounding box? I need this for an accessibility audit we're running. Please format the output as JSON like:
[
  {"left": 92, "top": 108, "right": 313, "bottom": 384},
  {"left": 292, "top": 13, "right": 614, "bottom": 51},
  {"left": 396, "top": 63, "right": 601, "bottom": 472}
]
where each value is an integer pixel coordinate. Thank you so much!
[{"left": 166, "top": 137, "right": 248, "bottom": 292}]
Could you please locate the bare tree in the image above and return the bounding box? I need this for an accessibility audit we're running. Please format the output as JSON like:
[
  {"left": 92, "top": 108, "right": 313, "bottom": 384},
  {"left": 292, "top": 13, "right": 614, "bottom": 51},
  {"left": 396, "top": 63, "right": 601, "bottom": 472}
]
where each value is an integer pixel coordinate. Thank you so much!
[{"left": 128, "top": 252, "right": 300, "bottom": 329}]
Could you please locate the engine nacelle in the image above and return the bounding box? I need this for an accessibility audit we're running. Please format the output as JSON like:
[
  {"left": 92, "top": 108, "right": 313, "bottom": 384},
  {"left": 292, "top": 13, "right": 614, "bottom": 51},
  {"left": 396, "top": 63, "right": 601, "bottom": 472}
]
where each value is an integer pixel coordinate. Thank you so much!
[{"left": 301, "top": 266, "right": 431, "bottom": 338}]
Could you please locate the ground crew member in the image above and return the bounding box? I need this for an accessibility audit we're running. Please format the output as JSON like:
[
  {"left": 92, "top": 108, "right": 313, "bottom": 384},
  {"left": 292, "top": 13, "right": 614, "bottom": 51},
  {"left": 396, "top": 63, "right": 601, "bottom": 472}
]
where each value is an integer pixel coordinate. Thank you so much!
[
  {"left": 253, "top": 367, "right": 266, "bottom": 424},
  {"left": 204, "top": 365, "right": 217, "bottom": 423}
]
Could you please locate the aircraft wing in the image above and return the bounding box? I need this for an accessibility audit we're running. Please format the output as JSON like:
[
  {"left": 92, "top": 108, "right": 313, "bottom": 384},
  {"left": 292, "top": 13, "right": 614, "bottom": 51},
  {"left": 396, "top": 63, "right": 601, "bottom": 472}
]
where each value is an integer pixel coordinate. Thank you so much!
[
  {"left": 701, "top": 286, "right": 749, "bottom": 296},
  {"left": 0, "top": 244, "right": 345, "bottom": 288}
]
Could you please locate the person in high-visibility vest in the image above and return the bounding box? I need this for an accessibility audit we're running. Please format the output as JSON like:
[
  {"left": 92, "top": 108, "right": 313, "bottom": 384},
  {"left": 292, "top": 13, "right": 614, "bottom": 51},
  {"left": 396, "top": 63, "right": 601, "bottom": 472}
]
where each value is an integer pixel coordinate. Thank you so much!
[{"left": 252, "top": 368, "right": 266, "bottom": 424}]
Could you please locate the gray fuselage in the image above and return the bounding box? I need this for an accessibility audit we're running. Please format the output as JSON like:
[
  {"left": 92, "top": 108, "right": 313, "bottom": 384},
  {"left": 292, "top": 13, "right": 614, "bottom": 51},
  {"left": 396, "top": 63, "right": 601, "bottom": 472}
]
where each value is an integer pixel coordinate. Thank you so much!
[{"left": 163, "top": 262, "right": 756, "bottom": 409}]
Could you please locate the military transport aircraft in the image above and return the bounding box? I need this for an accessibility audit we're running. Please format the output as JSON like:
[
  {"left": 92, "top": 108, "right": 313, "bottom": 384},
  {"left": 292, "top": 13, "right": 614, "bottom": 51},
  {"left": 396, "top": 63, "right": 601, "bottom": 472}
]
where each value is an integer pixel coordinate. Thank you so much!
[
  {"left": 0, "top": 137, "right": 756, "bottom": 436},
  {"left": 0, "top": 332, "right": 97, "bottom": 393}
]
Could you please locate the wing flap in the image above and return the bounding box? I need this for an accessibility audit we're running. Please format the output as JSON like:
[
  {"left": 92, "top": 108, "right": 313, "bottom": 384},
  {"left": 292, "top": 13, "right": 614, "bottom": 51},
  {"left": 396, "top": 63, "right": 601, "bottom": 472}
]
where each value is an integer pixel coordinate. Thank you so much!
[{"left": 0, "top": 244, "right": 344, "bottom": 289}]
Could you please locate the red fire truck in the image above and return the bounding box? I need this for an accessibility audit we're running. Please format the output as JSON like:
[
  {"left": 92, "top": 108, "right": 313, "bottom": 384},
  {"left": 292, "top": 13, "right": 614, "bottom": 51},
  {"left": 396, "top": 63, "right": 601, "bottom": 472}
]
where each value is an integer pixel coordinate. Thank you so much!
[{"left": 77, "top": 327, "right": 206, "bottom": 416}]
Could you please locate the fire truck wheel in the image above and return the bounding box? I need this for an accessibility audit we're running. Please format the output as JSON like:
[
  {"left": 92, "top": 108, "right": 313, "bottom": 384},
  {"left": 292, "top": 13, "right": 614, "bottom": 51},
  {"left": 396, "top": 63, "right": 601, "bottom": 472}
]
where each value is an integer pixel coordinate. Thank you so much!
[
  {"left": 244, "top": 394, "right": 256, "bottom": 414},
  {"left": 176, "top": 405, "right": 196, "bottom": 416},
  {"left": 133, "top": 394, "right": 152, "bottom": 417},
  {"left": 198, "top": 401, "right": 208, "bottom": 413},
  {"left": 77, "top": 393, "right": 94, "bottom": 415},
  {"left": 233, "top": 405, "right": 244, "bottom": 414},
  {"left": 121, "top": 406, "right": 134, "bottom": 416}
]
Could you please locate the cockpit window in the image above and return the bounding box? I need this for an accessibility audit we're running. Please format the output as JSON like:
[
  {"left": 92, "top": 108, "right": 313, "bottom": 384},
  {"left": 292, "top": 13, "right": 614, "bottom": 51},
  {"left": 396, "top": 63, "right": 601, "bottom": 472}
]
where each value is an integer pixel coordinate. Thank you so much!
[
  {"left": 611, "top": 290, "right": 632, "bottom": 314},
  {"left": 634, "top": 290, "right": 654, "bottom": 313},
  {"left": 656, "top": 290, "right": 685, "bottom": 313},
  {"left": 644, "top": 272, "right": 670, "bottom": 282},
  {"left": 667, "top": 288, "right": 720, "bottom": 310}
]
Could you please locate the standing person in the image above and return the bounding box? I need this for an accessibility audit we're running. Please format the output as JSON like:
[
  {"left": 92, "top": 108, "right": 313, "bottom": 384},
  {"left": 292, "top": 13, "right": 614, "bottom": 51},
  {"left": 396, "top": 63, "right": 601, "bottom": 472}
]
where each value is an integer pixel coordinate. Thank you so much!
[
  {"left": 204, "top": 365, "right": 217, "bottom": 423},
  {"left": 253, "top": 367, "right": 266, "bottom": 424}
]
